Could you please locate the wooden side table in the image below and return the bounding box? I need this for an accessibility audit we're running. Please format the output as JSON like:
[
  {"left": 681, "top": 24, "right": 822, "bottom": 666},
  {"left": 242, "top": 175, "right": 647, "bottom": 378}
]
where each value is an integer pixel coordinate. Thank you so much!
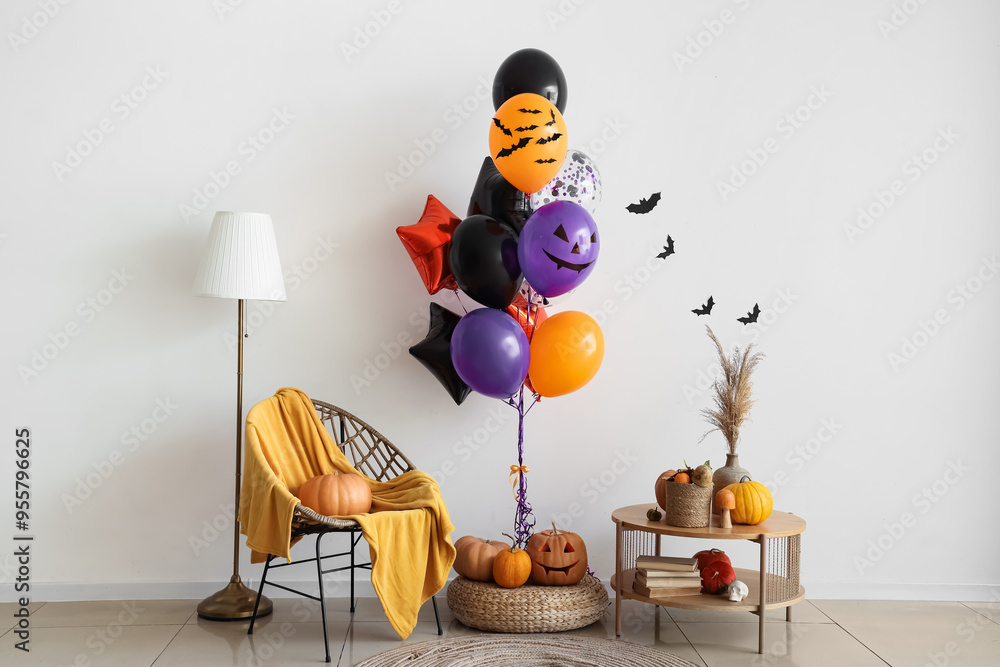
[{"left": 611, "top": 505, "right": 806, "bottom": 654}]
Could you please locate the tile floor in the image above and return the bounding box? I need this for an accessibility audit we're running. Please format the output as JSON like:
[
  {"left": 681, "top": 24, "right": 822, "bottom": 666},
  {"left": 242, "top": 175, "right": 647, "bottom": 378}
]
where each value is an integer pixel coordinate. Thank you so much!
[{"left": 1, "top": 596, "right": 998, "bottom": 666}]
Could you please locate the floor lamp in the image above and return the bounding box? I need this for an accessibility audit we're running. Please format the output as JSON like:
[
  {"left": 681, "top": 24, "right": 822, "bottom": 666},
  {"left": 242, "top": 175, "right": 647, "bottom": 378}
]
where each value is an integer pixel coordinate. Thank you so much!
[{"left": 193, "top": 211, "right": 286, "bottom": 620}]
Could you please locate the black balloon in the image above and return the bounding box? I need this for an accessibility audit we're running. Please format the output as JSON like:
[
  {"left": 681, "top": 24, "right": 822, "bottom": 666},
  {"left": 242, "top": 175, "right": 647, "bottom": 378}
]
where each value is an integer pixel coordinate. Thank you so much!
[
  {"left": 492, "top": 48, "right": 567, "bottom": 114},
  {"left": 409, "top": 303, "right": 471, "bottom": 406},
  {"left": 449, "top": 215, "right": 522, "bottom": 309},
  {"left": 468, "top": 156, "right": 532, "bottom": 232}
]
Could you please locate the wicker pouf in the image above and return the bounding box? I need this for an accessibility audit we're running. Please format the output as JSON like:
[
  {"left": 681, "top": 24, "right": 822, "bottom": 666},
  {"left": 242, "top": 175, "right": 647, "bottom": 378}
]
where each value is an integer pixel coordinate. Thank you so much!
[{"left": 447, "top": 575, "right": 609, "bottom": 633}]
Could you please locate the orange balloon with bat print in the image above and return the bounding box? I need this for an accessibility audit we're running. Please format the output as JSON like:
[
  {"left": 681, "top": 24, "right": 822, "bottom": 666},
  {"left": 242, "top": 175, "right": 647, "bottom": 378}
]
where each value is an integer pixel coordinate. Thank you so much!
[{"left": 488, "top": 93, "right": 568, "bottom": 194}]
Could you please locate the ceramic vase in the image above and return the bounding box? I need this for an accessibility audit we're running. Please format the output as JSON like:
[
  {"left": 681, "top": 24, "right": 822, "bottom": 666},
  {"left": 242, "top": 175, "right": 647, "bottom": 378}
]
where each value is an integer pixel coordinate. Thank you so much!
[{"left": 712, "top": 452, "right": 750, "bottom": 513}]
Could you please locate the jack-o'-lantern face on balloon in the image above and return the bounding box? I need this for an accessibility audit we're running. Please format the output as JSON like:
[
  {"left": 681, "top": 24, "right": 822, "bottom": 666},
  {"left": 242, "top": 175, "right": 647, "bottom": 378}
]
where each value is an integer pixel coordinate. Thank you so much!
[
  {"left": 517, "top": 200, "right": 600, "bottom": 298},
  {"left": 488, "top": 93, "right": 568, "bottom": 194}
]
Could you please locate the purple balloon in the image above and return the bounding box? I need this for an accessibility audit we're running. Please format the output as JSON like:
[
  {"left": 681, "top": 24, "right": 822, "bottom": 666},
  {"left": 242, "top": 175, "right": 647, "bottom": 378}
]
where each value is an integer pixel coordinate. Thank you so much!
[
  {"left": 450, "top": 308, "right": 530, "bottom": 399},
  {"left": 517, "top": 201, "right": 600, "bottom": 298}
]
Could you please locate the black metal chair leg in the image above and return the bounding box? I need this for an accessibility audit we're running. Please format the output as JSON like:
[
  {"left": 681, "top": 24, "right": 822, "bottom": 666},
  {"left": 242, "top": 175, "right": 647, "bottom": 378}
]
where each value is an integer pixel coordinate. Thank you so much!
[
  {"left": 248, "top": 554, "right": 274, "bottom": 636},
  {"left": 432, "top": 596, "right": 442, "bottom": 635},
  {"left": 315, "top": 533, "right": 331, "bottom": 663},
  {"left": 349, "top": 530, "right": 356, "bottom": 613}
]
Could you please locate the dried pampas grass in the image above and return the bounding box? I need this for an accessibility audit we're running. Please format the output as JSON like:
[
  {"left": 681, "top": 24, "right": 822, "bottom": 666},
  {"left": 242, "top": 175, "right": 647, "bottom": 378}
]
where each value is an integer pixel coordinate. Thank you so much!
[{"left": 700, "top": 326, "right": 764, "bottom": 454}]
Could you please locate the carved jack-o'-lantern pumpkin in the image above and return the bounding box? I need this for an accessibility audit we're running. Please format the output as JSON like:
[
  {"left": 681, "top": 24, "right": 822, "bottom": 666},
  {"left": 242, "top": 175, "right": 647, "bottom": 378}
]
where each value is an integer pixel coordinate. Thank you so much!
[
  {"left": 488, "top": 93, "right": 568, "bottom": 194},
  {"left": 517, "top": 201, "right": 600, "bottom": 298},
  {"left": 525, "top": 523, "right": 588, "bottom": 585}
]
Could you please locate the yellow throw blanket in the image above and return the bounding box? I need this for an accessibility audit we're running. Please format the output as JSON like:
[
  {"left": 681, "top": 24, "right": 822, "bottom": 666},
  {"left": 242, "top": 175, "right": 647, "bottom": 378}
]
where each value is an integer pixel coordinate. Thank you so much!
[{"left": 238, "top": 387, "right": 456, "bottom": 639}]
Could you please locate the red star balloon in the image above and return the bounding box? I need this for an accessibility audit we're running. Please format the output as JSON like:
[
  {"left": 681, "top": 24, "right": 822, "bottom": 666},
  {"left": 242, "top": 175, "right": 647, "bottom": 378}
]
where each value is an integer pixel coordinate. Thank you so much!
[
  {"left": 506, "top": 293, "right": 547, "bottom": 340},
  {"left": 396, "top": 195, "right": 461, "bottom": 294}
]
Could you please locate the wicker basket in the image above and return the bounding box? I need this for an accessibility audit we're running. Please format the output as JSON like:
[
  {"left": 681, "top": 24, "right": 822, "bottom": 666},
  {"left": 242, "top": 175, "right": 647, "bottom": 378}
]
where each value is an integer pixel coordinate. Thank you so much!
[
  {"left": 447, "top": 575, "right": 608, "bottom": 633},
  {"left": 664, "top": 482, "right": 712, "bottom": 527}
]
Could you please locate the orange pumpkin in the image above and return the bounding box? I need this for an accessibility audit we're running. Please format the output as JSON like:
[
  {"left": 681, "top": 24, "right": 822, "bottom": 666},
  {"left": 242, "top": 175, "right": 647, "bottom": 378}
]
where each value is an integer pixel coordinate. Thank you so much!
[
  {"left": 693, "top": 548, "right": 731, "bottom": 571},
  {"left": 488, "top": 93, "right": 568, "bottom": 193},
  {"left": 654, "top": 470, "right": 677, "bottom": 510},
  {"left": 453, "top": 536, "right": 510, "bottom": 582},
  {"left": 724, "top": 476, "right": 773, "bottom": 525},
  {"left": 701, "top": 560, "right": 736, "bottom": 595},
  {"left": 297, "top": 473, "right": 372, "bottom": 516},
  {"left": 493, "top": 533, "right": 531, "bottom": 588},
  {"left": 525, "top": 523, "right": 588, "bottom": 585},
  {"left": 673, "top": 472, "right": 691, "bottom": 484}
]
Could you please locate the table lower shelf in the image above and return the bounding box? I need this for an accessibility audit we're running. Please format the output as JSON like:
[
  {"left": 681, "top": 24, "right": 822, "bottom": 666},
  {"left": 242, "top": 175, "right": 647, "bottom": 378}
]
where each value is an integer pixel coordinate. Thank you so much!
[{"left": 611, "top": 567, "right": 805, "bottom": 613}]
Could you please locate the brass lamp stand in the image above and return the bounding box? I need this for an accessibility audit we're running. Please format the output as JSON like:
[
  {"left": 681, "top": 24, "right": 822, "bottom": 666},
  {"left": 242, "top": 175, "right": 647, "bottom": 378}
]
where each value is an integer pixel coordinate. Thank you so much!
[{"left": 197, "top": 300, "right": 273, "bottom": 620}]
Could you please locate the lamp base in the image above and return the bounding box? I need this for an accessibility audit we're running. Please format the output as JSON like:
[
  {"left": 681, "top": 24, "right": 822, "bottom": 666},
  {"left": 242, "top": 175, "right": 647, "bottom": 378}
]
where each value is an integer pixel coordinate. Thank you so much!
[{"left": 197, "top": 574, "right": 273, "bottom": 620}]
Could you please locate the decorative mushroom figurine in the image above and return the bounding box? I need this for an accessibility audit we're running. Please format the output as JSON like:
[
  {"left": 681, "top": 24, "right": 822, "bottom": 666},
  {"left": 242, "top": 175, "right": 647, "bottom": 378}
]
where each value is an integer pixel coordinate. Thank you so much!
[
  {"left": 728, "top": 579, "right": 749, "bottom": 602},
  {"left": 715, "top": 489, "right": 736, "bottom": 529}
]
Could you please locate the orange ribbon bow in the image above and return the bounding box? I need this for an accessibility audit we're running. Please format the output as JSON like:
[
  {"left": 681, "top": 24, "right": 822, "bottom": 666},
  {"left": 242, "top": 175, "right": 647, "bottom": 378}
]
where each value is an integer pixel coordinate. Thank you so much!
[{"left": 509, "top": 465, "right": 530, "bottom": 501}]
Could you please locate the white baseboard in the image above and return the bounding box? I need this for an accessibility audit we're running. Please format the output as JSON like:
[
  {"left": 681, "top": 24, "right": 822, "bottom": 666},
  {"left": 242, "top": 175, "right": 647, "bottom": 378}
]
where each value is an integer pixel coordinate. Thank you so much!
[
  {"left": 803, "top": 582, "right": 1000, "bottom": 602},
  {"left": 1, "top": 575, "right": 379, "bottom": 603},
  {"left": 5, "top": 577, "right": 999, "bottom": 604}
]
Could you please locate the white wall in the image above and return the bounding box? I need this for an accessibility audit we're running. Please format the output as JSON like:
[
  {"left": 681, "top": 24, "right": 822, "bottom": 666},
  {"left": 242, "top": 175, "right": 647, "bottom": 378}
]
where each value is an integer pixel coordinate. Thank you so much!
[{"left": 1, "top": 0, "right": 998, "bottom": 603}]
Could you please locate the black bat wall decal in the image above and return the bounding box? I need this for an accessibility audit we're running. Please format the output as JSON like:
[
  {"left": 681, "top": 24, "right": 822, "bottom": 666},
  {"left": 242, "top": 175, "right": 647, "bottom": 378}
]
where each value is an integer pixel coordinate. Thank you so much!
[
  {"left": 738, "top": 303, "right": 760, "bottom": 324},
  {"left": 518, "top": 107, "right": 542, "bottom": 114},
  {"left": 514, "top": 124, "right": 539, "bottom": 132},
  {"left": 626, "top": 192, "right": 661, "bottom": 214},
  {"left": 692, "top": 296, "right": 714, "bottom": 316},
  {"left": 496, "top": 137, "right": 531, "bottom": 158},
  {"left": 535, "top": 158, "right": 557, "bottom": 163},
  {"left": 545, "top": 109, "right": 557, "bottom": 126},
  {"left": 656, "top": 236, "right": 675, "bottom": 259},
  {"left": 492, "top": 118, "right": 512, "bottom": 136},
  {"left": 535, "top": 133, "right": 562, "bottom": 145}
]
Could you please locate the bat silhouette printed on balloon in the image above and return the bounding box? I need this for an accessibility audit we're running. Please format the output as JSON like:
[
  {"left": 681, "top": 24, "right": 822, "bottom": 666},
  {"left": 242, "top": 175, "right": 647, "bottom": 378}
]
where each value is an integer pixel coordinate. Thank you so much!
[
  {"left": 626, "top": 192, "right": 661, "bottom": 214},
  {"left": 692, "top": 296, "right": 715, "bottom": 316},
  {"left": 495, "top": 137, "right": 531, "bottom": 158},
  {"left": 656, "top": 236, "right": 675, "bottom": 259}
]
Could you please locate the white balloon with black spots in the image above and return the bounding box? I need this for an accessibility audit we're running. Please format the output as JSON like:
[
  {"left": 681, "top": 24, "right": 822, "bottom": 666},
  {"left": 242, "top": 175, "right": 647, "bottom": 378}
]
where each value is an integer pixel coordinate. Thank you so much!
[{"left": 529, "top": 149, "right": 602, "bottom": 214}]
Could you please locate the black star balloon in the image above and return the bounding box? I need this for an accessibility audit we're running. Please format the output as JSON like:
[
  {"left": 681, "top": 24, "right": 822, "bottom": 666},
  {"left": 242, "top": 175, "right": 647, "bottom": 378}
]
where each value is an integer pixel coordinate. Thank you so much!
[
  {"left": 408, "top": 302, "right": 471, "bottom": 405},
  {"left": 468, "top": 156, "right": 532, "bottom": 233}
]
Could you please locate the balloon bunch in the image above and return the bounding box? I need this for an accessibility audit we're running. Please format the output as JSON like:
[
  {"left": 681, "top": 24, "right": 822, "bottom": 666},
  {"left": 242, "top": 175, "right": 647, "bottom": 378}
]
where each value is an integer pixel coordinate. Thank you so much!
[{"left": 397, "top": 49, "right": 605, "bottom": 547}]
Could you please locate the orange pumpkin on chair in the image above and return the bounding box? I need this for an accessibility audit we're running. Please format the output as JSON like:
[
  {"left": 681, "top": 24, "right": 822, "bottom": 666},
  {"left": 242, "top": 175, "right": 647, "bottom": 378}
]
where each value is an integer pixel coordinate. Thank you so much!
[{"left": 297, "top": 472, "right": 372, "bottom": 516}]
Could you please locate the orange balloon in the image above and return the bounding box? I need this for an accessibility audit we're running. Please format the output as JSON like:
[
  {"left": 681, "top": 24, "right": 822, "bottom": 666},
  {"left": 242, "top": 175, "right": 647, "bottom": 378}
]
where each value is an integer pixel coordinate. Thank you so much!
[
  {"left": 489, "top": 93, "right": 568, "bottom": 194},
  {"left": 527, "top": 311, "right": 604, "bottom": 397}
]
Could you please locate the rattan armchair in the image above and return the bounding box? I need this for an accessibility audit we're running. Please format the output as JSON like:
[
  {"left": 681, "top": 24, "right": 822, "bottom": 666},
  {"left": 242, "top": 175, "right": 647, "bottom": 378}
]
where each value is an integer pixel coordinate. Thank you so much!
[{"left": 247, "top": 398, "right": 441, "bottom": 663}]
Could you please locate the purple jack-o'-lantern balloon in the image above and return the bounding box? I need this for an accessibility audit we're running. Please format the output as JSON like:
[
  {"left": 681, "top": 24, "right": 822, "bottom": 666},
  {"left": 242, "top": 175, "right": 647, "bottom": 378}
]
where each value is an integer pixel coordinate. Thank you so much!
[{"left": 517, "top": 201, "right": 600, "bottom": 298}]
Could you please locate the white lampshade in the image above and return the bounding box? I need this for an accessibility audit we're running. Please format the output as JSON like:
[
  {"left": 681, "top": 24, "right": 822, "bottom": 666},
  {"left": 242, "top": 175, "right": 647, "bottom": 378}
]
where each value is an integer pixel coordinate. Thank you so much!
[{"left": 194, "top": 211, "right": 287, "bottom": 301}]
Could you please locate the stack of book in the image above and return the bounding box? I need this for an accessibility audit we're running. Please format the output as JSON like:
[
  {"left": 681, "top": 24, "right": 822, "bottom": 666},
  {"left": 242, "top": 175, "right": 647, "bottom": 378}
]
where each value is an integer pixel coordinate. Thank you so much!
[{"left": 632, "top": 555, "right": 702, "bottom": 598}]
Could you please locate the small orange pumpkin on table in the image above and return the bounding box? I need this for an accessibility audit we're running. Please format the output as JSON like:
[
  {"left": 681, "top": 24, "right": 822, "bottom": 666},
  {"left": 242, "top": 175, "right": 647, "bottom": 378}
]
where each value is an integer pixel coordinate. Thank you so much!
[{"left": 654, "top": 470, "right": 677, "bottom": 510}]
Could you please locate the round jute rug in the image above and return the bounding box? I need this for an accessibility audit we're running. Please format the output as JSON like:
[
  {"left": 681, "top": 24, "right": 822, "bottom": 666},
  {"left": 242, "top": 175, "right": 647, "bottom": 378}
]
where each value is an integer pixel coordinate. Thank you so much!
[{"left": 354, "top": 634, "right": 699, "bottom": 666}]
